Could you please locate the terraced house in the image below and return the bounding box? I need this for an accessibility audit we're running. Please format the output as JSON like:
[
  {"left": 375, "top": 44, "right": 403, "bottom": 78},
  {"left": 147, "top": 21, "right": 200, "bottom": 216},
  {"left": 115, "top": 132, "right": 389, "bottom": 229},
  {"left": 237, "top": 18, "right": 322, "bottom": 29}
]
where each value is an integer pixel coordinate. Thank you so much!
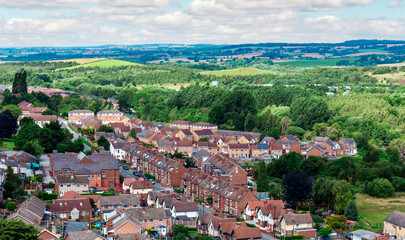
[{"left": 68, "top": 110, "right": 94, "bottom": 125}]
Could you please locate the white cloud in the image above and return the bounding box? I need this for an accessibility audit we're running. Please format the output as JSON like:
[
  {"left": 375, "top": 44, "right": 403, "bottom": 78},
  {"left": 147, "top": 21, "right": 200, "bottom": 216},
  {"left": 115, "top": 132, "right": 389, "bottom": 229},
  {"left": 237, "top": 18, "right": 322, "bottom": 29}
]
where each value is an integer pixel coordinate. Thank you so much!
[
  {"left": 387, "top": 0, "right": 404, "bottom": 8},
  {"left": 0, "top": 0, "right": 98, "bottom": 9}
]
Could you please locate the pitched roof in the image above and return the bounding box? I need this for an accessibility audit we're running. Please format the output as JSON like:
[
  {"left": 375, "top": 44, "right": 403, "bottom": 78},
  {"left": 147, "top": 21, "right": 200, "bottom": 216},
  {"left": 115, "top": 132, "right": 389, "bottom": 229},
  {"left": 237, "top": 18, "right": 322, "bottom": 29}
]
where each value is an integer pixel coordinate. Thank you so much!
[
  {"left": 97, "top": 110, "right": 123, "bottom": 115},
  {"left": 232, "top": 225, "right": 262, "bottom": 239},
  {"left": 69, "top": 110, "right": 94, "bottom": 115},
  {"left": 61, "top": 191, "right": 101, "bottom": 201},
  {"left": 282, "top": 212, "right": 313, "bottom": 225},
  {"left": 198, "top": 213, "right": 215, "bottom": 225},
  {"left": 215, "top": 130, "right": 261, "bottom": 139},
  {"left": 177, "top": 141, "right": 193, "bottom": 147},
  {"left": 340, "top": 138, "right": 356, "bottom": 145},
  {"left": 51, "top": 152, "right": 118, "bottom": 174},
  {"left": 50, "top": 198, "right": 92, "bottom": 213},
  {"left": 66, "top": 230, "right": 103, "bottom": 240},
  {"left": 281, "top": 135, "right": 300, "bottom": 142},
  {"left": 384, "top": 211, "right": 405, "bottom": 228},
  {"left": 172, "top": 202, "right": 198, "bottom": 212},
  {"left": 179, "top": 129, "right": 193, "bottom": 136},
  {"left": 350, "top": 230, "right": 381, "bottom": 240},
  {"left": 228, "top": 144, "right": 250, "bottom": 149},
  {"left": 56, "top": 176, "right": 89, "bottom": 184},
  {"left": 131, "top": 180, "right": 153, "bottom": 190},
  {"left": 123, "top": 208, "right": 172, "bottom": 219},
  {"left": 194, "top": 129, "right": 214, "bottom": 136},
  {"left": 98, "top": 194, "right": 140, "bottom": 206},
  {"left": 210, "top": 217, "right": 237, "bottom": 229},
  {"left": 170, "top": 120, "right": 192, "bottom": 125},
  {"left": 8, "top": 196, "right": 46, "bottom": 224}
]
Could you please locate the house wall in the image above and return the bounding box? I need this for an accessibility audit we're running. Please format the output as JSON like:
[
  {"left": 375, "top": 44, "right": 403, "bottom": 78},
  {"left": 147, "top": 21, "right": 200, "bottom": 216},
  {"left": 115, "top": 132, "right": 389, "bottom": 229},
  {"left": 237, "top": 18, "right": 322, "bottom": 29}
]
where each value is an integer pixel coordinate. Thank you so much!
[
  {"left": 38, "top": 230, "right": 58, "bottom": 240},
  {"left": 114, "top": 222, "right": 142, "bottom": 235},
  {"left": 384, "top": 221, "right": 405, "bottom": 240},
  {"left": 56, "top": 183, "right": 89, "bottom": 197}
]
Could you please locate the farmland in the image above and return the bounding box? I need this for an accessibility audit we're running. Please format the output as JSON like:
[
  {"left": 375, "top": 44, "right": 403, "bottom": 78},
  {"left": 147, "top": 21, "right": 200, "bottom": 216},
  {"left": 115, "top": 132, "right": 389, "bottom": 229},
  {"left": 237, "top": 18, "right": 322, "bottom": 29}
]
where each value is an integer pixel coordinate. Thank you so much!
[
  {"left": 356, "top": 193, "right": 405, "bottom": 231},
  {"left": 201, "top": 67, "right": 274, "bottom": 76},
  {"left": 274, "top": 57, "right": 360, "bottom": 68},
  {"left": 58, "top": 59, "right": 142, "bottom": 70}
]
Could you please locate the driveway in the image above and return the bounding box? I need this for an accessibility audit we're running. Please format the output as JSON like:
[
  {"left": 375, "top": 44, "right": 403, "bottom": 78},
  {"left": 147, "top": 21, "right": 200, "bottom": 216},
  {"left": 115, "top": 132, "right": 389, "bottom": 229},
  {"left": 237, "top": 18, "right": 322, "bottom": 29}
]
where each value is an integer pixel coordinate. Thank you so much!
[{"left": 39, "top": 154, "right": 52, "bottom": 184}]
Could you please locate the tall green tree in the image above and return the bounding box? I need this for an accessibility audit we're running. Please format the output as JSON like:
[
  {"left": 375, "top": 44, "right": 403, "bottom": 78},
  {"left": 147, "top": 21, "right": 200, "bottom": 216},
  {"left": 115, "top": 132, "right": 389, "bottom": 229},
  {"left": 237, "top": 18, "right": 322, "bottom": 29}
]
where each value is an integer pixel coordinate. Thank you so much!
[
  {"left": 22, "top": 140, "right": 44, "bottom": 158},
  {"left": 290, "top": 96, "right": 329, "bottom": 130},
  {"left": 344, "top": 200, "right": 358, "bottom": 221},
  {"left": 283, "top": 171, "right": 313, "bottom": 209},
  {"left": 0, "top": 110, "right": 18, "bottom": 146},
  {"left": 333, "top": 180, "right": 353, "bottom": 214},
  {"left": 0, "top": 219, "right": 39, "bottom": 240}
]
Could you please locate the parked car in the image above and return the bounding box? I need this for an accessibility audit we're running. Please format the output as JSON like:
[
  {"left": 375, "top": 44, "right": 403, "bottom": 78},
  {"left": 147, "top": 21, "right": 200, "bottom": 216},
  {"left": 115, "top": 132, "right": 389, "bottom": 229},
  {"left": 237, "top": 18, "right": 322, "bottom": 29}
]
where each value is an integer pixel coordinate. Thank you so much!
[
  {"left": 118, "top": 162, "right": 122, "bottom": 166},
  {"left": 151, "top": 180, "right": 156, "bottom": 184},
  {"left": 133, "top": 171, "right": 138, "bottom": 176},
  {"left": 123, "top": 165, "right": 129, "bottom": 170}
]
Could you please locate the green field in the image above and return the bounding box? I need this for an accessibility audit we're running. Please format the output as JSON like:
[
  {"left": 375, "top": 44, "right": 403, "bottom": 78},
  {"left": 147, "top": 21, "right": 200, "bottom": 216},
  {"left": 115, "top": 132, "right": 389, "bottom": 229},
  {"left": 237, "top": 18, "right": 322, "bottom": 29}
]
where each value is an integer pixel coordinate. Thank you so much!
[
  {"left": 201, "top": 67, "right": 274, "bottom": 76},
  {"left": 58, "top": 59, "right": 142, "bottom": 70},
  {"left": 356, "top": 193, "right": 405, "bottom": 231},
  {"left": 0, "top": 138, "right": 15, "bottom": 150},
  {"left": 275, "top": 57, "right": 359, "bottom": 67}
]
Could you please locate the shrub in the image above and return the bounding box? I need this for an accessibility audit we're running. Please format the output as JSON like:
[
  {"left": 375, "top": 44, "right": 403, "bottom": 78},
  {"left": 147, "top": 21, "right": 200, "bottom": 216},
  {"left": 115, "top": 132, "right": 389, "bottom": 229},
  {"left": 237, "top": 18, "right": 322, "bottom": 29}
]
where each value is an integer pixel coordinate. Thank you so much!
[{"left": 366, "top": 178, "right": 395, "bottom": 198}]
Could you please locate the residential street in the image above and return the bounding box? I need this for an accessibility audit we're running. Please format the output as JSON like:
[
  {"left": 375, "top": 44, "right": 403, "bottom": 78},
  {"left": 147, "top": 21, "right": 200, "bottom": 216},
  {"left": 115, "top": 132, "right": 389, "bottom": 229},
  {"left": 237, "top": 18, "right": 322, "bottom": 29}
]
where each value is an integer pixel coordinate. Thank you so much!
[{"left": 58, "top": 117, "right": 91, "bottom": 151}]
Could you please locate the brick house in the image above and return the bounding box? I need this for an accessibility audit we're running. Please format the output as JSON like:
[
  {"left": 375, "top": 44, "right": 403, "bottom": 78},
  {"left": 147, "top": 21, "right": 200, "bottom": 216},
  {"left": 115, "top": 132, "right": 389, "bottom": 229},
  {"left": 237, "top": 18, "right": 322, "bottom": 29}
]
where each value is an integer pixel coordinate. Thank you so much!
[
  {"left": 176, "top": 141, "right": 193, "bottom": 157},
  {"left": 50, "top": 152, "right": 120, "bottom": 191},
  {"left": 339, "top": 138, "right": 358, "bottom": 155},
  {"left": 37, "top": 229, "right": 59, "bottom": 240},
  {"left": 157, "top": 140, "right": 176, "bottom": 154},
  {"left": 228, "top": 144, "right": 250, "bottom": 159},
  {"left": 96, "top": 194, "right": 140, "bottom": 214},
  {"left": 50, "top": 198, "right": 93, "bottom": 221},
  {"left": 192, "top": 129, "right": 214, "bottom": 142},
  {"left": 175, "top": 129, "right": 193, "bottom": 141},
  {"left": 251, "top": 143, "right": 269, "bottom": 158},
  {"left": 197, "top": 142, "right": 218, "bottom": 154},
  {"left": 97, "top": 110, "right": 123, "bottom": 124},
  {"left": 305, "top": 145, "right": 327, "bottom": 157},
  {"left": 270, "top": 142, "right": 284, "bottom": 159},
  {"left": 68, "top": 110, "right": 94, "bottom": 125},
  {"left": 238, "top": 135, "right": 256, "bottom": 144},
  {"left": 275, "top": 139, "right": 301, "bottom": 154}
]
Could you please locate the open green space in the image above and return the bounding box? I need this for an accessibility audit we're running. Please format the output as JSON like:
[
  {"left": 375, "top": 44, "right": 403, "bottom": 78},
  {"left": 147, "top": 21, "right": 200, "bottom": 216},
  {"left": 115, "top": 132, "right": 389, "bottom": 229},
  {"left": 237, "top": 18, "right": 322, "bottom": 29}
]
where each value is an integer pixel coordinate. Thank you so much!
[
  {"left": 58, "top": 59, "right": 142, "bottom": 70},
  {"left": 356, "top": 193, "right": 405, "bottom": 231},
  {"left": 0, "top": 138, "right": 15, "bottom": 150},
  {"left": 275, "top": 57, "right": 359, "bottom": 67}
]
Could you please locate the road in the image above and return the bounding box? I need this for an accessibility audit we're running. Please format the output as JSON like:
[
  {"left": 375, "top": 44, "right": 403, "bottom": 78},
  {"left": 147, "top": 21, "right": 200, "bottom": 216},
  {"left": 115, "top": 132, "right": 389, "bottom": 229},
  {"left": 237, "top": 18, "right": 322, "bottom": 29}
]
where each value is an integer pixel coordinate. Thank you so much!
[
  {"left": 262, "top": 233, "right": 278, "bottom": 240},
  {"left": 39, "top": 154, "right": 52, "bottom": 184},
  {"left": 58, "top": 117, "right": 90, "bottom": 151},
  {"left": 119, "top": 165, "right": 213, "bottom": 214}
]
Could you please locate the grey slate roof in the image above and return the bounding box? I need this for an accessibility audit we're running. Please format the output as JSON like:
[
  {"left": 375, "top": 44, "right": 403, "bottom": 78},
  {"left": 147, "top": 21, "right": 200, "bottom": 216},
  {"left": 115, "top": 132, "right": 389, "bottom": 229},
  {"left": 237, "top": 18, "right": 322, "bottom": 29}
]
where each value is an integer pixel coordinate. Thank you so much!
[
  {"left": 98, "top": 194, "right": 140, "bottom": 206},
  {"left": 385, "top": 211, "right": 405, "bottom": 228},
  {"left": 52, "top": 152, "right": 118, "bottom": 174},
  {"left": 350, "top": 230, "right": 381, "bottom": 240},
  {"left": 67, "top": 230, "right": 103, "bottom": 240},
  {"left": 122, "top": 208, "right": 172, "bottom": 220},
  {"left": 215, "top": 130, "right": 261, "bottom": 139}
]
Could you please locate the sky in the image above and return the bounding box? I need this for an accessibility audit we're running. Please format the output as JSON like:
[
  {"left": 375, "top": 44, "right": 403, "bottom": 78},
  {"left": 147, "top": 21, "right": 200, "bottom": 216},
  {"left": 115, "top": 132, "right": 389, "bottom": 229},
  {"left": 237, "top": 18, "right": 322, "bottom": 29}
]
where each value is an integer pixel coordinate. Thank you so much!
[{"left": 0, "top": 0, "right": 404, "bottom": 47}]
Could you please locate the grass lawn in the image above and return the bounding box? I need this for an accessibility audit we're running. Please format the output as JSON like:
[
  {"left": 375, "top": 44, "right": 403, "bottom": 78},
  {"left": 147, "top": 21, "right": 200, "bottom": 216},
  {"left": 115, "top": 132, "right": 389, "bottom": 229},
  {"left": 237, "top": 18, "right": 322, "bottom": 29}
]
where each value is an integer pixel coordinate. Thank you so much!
[
  {"left": 0, "top": 139, "right": 15, "bottom": 150},
  {"left": 49, "top": 58, "right": 106, "bottom": 64},
  {"left": 68, "top": 124, "right": 78, "bottom": 133},
  {"left": 58, "top": 59, "right": 142, "bottom": 70},
  {"left": 275, "top": 57, "right": 360, "bottom": 68},
  {"left": 201, "top": 67, "right": 274, "bottom": 76},
  {"left": 81, "top": 137, "right": 92, "bottom": 147},
  {"left": 356, "top": 193, "right": 405, "bottom": 231}
]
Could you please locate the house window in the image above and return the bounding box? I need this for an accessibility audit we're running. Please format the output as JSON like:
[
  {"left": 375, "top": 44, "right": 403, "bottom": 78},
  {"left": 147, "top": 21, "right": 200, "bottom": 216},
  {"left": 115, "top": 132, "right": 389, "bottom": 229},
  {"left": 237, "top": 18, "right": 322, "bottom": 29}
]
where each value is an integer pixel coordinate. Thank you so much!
[
  {"left": 102, "top": 171, "right": 106, "bottom": 178},
  {"left": 64, "top": 170, "right": 68, "bottom": 176},
  {"left": 67, "top": 184, "right": 71, "bottom": 187},
  {"left": 71, "top": 211, "right": 79, "bottom": 217},
  {"left": 159, "top": 218, "right": 163, "bottom": 222},
  {"left": 123, "top": 205, "right": 129, "bottom": 208},
  {"left": 149, "top": 219, "right": 153, "bottom": 222},
  {"left": 92, "top": 175, "right": 94, "bottom": 180},
  {"left": 60, "top": 184, "right": 64, "bottom": 187}
]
